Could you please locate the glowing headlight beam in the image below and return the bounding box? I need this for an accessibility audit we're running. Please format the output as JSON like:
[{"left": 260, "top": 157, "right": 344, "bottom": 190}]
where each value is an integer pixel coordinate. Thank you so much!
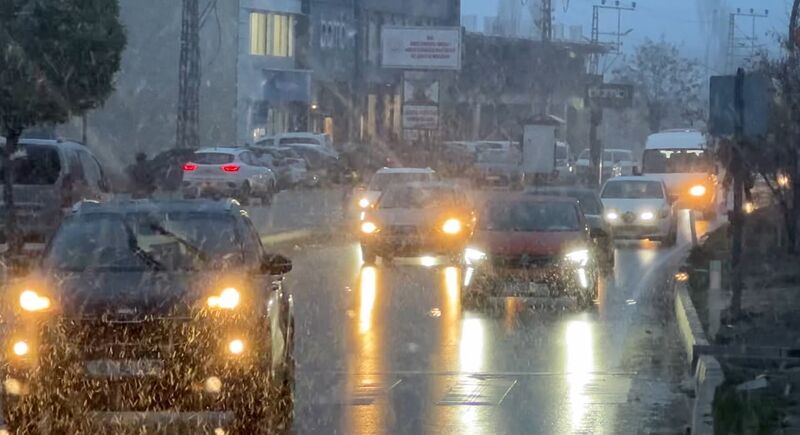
[
  {"left": 442, "top": 218, "right": 462, "bottom": 235},
  {"left": 689, "top": 185, "right": 707, "bottom": 197},
  {"left": 358, "top": 198, "right": 370, "bottom": 208},
  {"left": 564, "top": 249, "right": 589, "bottom": 267},
  {"left": 361, "top": 221, "right": 378, "bottom": 234},
  {"left": 19, "top": 290, "right": 51, "bottom": 312},
  {"left": 207, "top": 287, "right": 241, "bottom": 309},
  {"left": 639, "top": 211, "right": 655, "bottom": 221},
  {"left": 464, "top": 248, "right": 487, "bottom": 265},
  {"left": 605, "top": 211, "right": 619, "bottom": 221}
]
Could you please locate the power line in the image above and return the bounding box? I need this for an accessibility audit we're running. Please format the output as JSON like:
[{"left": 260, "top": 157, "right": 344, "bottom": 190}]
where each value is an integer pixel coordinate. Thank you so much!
[
  {"left": 726, "top": 7, "right": 769, "bottom": 72},
  {"left": 590, "top": 0, "right": 636, "bottom": 74}
]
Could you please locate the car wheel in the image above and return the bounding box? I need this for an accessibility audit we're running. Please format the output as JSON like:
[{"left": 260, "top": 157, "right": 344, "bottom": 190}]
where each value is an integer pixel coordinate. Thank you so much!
[
  {"left": 238, "top": 182, "right": 252, "bottom": 206},
  {"left": 262, "top": 184, "right": 275, "bottom": 206},
  {"left": 269, "top": 317, "right": 295, "bottom": 432}
]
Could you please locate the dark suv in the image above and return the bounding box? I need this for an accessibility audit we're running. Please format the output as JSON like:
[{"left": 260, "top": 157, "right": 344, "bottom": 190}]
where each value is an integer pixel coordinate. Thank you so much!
[{"left": 0, "top": 199, "right": 295, "bottom": 433}]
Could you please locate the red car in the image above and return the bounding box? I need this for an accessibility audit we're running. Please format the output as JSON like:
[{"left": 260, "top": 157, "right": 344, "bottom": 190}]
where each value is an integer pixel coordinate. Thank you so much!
[{"left": 463, "top": 195, "right": 599, "bottom": 307}]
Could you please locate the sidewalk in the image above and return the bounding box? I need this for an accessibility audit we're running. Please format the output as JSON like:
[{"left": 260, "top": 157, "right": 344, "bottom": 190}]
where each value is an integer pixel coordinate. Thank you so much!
[{"left": 685, "top": 205, "right": 800, "bottom": 433}]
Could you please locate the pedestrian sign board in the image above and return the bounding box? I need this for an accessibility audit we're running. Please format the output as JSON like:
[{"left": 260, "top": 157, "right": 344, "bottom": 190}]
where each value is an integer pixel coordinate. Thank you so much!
[{"left": 586, "top": 83, "right": 633, "bottom": 109}]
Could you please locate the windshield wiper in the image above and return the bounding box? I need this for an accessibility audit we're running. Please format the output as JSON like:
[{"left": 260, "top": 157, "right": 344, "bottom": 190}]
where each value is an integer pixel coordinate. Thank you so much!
[
  {"left": 148, "top": 222, "right": 211, "bottom": 263},
  {"left": 131, "top": 245, "right": 166, "bottom": 271}
]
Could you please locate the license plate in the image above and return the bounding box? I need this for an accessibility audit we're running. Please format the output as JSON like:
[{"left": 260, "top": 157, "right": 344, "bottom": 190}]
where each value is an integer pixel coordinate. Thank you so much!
[
  {"left": 486, "top": 176, "right": 501, "bottom": 180},
  {"left": 504, "top": 282, "right": 550, "bottom": 296},
  {"left": 84, "top": 359, "right": 164, "bottom": 378}
]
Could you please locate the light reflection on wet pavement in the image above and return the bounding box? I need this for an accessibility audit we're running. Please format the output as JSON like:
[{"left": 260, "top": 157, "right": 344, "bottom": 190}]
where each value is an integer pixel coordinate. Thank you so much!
[{"left": 287, "top": 214, "right": 703, "bottom": 434}]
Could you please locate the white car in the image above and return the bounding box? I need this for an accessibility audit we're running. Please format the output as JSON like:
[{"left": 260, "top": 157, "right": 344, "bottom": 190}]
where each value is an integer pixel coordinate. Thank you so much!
[
  {"left": 600, "top": 176, "right": 676, "bottom": 246},
  {"left": 576, "top": 148, "right": 636, "bottom": 182},
  {"left": 256, "top": 132, "right": 334, "bottom": 151},
  {"left": 182, "top": 147, "right": 277, "bottom": 205},
  {"left": 355, "top": 167, "right": 439, "bottom": 212}
]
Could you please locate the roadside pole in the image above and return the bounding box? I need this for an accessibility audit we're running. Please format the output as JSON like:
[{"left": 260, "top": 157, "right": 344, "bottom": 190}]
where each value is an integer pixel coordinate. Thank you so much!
[
  {"left": 730, "top": 68, "right": 745, "bottom": 318},
  {"left": 589, "top": 103, "right": 602, "bottom": 188}
]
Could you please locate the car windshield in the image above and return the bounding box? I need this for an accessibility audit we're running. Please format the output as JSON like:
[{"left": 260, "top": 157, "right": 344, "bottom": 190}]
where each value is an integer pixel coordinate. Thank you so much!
[
  {"left": 0, "top": 145, "right": 61, "bottom": 185},
  {"left": 192, "top": 152, "right": 234, "bottom": 164},
  {"left": 531, "top": 189, "right": 602, "bottom": 215},
  {"left": 480, "top": 201, "right": 580, "bottom": 231},
  {"left": 280, "top": 137, "right": 320, "bottom": 145},
  {"left": 43, "top": 212, "right": 245, "bottom": 272},
  {"left": 378, "top": 186, "right": 455, "bottom": 209},
  {"left": 642, "top": 149, "right": 710, "bottom": 173},
  {"left": 602, "top": 180, "right": 664, "bottom": 199},
  {"left": 368, "top": 172, "right": 434, "bottom": 190}
]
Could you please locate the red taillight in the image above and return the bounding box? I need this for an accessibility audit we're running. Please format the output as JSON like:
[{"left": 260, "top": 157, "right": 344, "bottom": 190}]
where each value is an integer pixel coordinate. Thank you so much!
[
  {"left": 183, "top": 163, "right": 198, "bottom": 171},
  {"left": 221, "top": 165, "right": 240, "bottom": 172}
]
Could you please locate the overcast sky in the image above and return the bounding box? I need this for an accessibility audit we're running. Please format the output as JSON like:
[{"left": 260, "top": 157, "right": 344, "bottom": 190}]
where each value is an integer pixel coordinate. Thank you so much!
[{"left": 462, "top": 0, "right": 791, "bottom": 71}]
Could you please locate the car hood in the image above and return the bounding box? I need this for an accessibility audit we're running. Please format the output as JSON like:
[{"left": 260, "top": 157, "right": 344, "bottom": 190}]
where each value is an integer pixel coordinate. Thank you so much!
[
  {"left": 48, "top": 271, "right": 218, "bottom": 319},
  {"left": 646, "top": 173, "right": 710, "bottom": 195},
  {"left": 370, "top": 207, "right": 451, "bottom": 227},
  {"left": 601, "top": 198, "right": 666, "bottom": 213},
  {"left": 472, "top": 230, "right": 587, "bottom": 257}
]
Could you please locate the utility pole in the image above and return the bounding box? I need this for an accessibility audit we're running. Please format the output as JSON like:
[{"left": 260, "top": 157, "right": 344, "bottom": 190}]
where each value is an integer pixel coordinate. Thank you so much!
[
  {"left": 177, "top": 0, "right": 200, "bottom": 149},
  {"left": 725, "top": 8, "right": 768, "bottom": 73},
  {"left": 541, "top": 0, "right": 552, "bottom": 42},
  {"left": 589, "top": 0, "right": 636, "bottom": 74},
  {"left": 730, "top": 67, "right": 746, "bottom": 318},
  {"left": 350, "top": 0, "right": 363, "bottom": 142},
  {"left": 790, "top": 0, "right": 800, "bottom": 253}
]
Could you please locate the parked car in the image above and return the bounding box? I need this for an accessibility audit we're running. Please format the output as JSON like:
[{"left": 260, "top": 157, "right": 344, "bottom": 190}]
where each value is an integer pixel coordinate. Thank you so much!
[
  {"left": 463, "top": 194, "right": 599, "bottom": 307},
  {"left": 0, "top": 138, "right": 109, "bottom": 242},
  {"left": 257, "top": 132, "right": 334, "bottom": 151},
  {"left": 147, "top": 148, "right": 198, "bottom": 192},
  {"left": 250, "top": 146, "right": 312, "bottom": 189},
  {"left": 474, "top": 148, "right": 523, "bottom": 188},
  {"left": 600, "top": 176, "right": 677, "bottom": 246},
  {"left": 182, "top": 147, "right": 277, "bottom": 205},
  {"left": 575, "top": 148, "right": 636, "bottom": 183},
  {"left": 0, "top": 199, "right": 295, "bottom": 432},
  {"left": 555, "top": 141, "right": 575, "bottom": 182},
  {"left": 284, "top": 144, "right": 341, "bottom": 183}
]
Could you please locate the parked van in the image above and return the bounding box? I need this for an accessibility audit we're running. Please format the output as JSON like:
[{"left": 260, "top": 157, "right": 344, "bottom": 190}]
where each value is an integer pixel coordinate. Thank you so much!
[
  {"left": 0, "top": 138, "right": 109, "bottom": 241},
  {"left": 640, "top": 129, "right": 718, "bottom": 218}
]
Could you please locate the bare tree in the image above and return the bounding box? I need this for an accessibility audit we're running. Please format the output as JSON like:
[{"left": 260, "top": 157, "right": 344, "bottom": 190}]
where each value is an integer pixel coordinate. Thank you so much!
[{"left": 614, "top": 38, "right": 706, "bottom": 132}]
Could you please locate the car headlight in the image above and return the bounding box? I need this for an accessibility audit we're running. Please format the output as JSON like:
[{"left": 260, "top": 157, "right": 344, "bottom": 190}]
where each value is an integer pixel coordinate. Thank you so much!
[
  {"left": 605, "top": 211, "right": 619, "bottom": 221},
  {"left": 358, "top": 198, "right": 370, "bottom": 208},
  {"left": 361, "top": 221, "right": 378, "bottom": 234},
  {"left": 442, "top": 218, "right": 462, "bottom": 235},
  {"left": 564, "top": 249, "right": 589, "bottom": 267},
  {"left": 689, "top": 185, "right": 706, "bottom": 197},
  {"left": 464, "top": 247, "right": 487, "bottom": 265},
  {"left": 640, "top": 211, "right": 655, "bottom": 221},
  {"left": 207, "top": 287, "right": 241, "bottom": 310},
  {"left": 19, "top": 290, "right": 51, "bottom": 312}
]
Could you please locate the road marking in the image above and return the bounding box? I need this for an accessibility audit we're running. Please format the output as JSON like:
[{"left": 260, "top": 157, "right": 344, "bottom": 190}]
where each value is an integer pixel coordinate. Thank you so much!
[
  {"left": 438, "top": 377, "right": 517, "bottom": 406},
  {"left": 350, "top": 379, "right": 402, "bottom": 406}
]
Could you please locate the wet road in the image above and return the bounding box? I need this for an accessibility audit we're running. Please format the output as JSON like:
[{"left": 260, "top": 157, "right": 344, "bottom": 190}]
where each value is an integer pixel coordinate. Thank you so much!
[{"left": 281, "top": 212, "right": 712, "bottom": 434}]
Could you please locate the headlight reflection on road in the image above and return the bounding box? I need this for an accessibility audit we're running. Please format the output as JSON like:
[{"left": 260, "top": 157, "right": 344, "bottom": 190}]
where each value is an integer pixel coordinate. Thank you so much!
[
  {"left": 358, "top": 266, "right": 377, "bottom": 334},
  {"left": 460, "top": 317, "right": 485, "bottom": 374},
  {"left": 444, "top": 267, "right": 461, "bottom": 319},
  {"left": 565, "top": 320, "right": 595, "bottom": 432}
]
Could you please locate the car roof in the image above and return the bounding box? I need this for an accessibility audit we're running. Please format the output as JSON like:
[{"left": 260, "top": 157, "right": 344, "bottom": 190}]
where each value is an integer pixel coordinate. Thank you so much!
[
  {"left": 604, "top": 175, "right": 664, "bottom": 183},
  {"left": 71, "top": 198, "right": 246, "bottom": 215},
  {"left": 375, "top": 167, "right": 435, "bottom": 174},
  {"left": 646, "top": 130, "right": 706, "bottom": 150},
  {"left": 487, "top": 193, "right": 580, "bottom": 204},
  {"left": 1, "top": 138, "right": 88, "bottom": 149},
  {"left": 526, "top": 186, "right": 597, "bottom": 195},
  {"left": 195, "top": 147, "right": 243, "bottom": 154},
  {"left": 605, "top": 148, "right": 632, "bottom": 153}
]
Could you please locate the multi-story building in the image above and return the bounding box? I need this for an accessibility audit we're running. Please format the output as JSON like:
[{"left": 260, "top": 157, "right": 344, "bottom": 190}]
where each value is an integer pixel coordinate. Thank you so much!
[{"left": 61, "top": 0, "right": 311, "bottom": 169}]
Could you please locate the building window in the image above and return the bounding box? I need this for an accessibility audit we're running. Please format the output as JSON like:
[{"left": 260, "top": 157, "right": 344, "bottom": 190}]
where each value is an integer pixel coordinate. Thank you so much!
[{"left": 250, "top": 12, "right": 295, "bottom": 57}]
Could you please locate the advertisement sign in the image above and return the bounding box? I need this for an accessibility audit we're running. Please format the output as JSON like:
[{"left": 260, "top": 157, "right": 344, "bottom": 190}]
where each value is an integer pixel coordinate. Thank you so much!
[
  {"left": 522, "top": 124, "right": 556, "bottom": 175},
  {"left": 402, "top": 105, "right": 439, "bottom": 130},
  {"left": 382, "top": 26, "right": 462, "bottom": 70}
]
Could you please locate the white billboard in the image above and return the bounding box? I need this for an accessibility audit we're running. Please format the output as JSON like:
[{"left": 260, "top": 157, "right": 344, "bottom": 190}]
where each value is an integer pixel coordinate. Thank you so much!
[
  {"left": 382, "top": 26, "right": 462, "bottom": 70},
  {"left": 522, "top": 125, "right": 556, "bottom": 175}
]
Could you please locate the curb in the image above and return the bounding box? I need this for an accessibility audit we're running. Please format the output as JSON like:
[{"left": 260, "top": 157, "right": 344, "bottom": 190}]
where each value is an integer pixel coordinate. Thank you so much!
[{"left": 674, "top": 279, "right": 724, "bottom": 435}]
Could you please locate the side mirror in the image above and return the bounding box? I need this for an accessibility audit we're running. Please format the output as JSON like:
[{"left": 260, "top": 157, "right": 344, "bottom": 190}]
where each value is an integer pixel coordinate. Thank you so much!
[
  {"left": 261, "top": 254, "right": 292, "bottom": 275},
  {"left": 632, "top": 166, "right": 641, "bottom": 176}
]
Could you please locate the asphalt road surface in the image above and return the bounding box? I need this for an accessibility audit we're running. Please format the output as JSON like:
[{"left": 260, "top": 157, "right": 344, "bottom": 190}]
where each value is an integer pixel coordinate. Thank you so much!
[{"left": 279, "top": 211, "right": 714, "bottom": 435}]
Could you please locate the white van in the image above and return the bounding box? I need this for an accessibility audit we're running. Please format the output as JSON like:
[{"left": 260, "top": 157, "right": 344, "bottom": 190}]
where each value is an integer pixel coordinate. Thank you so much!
[{"left": 640, "top": 129, "right": 718, "bottom": 217}]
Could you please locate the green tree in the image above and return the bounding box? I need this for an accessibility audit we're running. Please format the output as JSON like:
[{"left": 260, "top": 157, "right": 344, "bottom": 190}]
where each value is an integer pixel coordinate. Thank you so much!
[
  {"left": 613, "top": 38, "right": 706, "bottom": 132},
  {"left": 0, "top": 0, "right": 126, "bottom": 253}
]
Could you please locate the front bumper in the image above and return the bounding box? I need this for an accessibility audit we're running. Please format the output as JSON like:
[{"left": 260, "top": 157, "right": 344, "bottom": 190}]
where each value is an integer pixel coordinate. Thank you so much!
[
  {"left": 465, "top": 258, "right": 595, "bottom": 297},
  {"left": 608, "top": 218, "right": 671, "bottom": 240},
  {"left": 361, "top": 232, "right": 468, "bottom": 256},
  {"left": 0, "top": 316, "right": 269, "bottom": 412}
]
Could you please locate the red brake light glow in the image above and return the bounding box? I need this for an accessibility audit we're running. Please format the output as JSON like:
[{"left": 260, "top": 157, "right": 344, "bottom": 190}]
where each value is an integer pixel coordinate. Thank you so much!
[
  {"left": 183, "top": 163, "right": 198, "bottom": 171},
  {"left": 221, "top": 165, "right": 241, "bottom": 172}
]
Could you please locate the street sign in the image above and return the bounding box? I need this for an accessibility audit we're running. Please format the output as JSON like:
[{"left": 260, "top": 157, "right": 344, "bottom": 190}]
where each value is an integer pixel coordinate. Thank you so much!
[
  {"left": 586, "top": 83, "right": 633, "bottom": 109},
  {"left": 709, "top": 73, "right": 771, "bottom": 138}
]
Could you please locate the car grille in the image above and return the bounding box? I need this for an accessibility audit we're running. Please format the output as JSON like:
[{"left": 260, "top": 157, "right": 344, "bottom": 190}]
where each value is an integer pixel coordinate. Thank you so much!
[
  {"left": 57, "top": 319, "right": 190, "bottom": 360},
  {"left": 386, "top": 225, "right": 420, "bottom": 236},
  {"left": 491, "top": 254, "right": 558, "bottom": 269}
]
